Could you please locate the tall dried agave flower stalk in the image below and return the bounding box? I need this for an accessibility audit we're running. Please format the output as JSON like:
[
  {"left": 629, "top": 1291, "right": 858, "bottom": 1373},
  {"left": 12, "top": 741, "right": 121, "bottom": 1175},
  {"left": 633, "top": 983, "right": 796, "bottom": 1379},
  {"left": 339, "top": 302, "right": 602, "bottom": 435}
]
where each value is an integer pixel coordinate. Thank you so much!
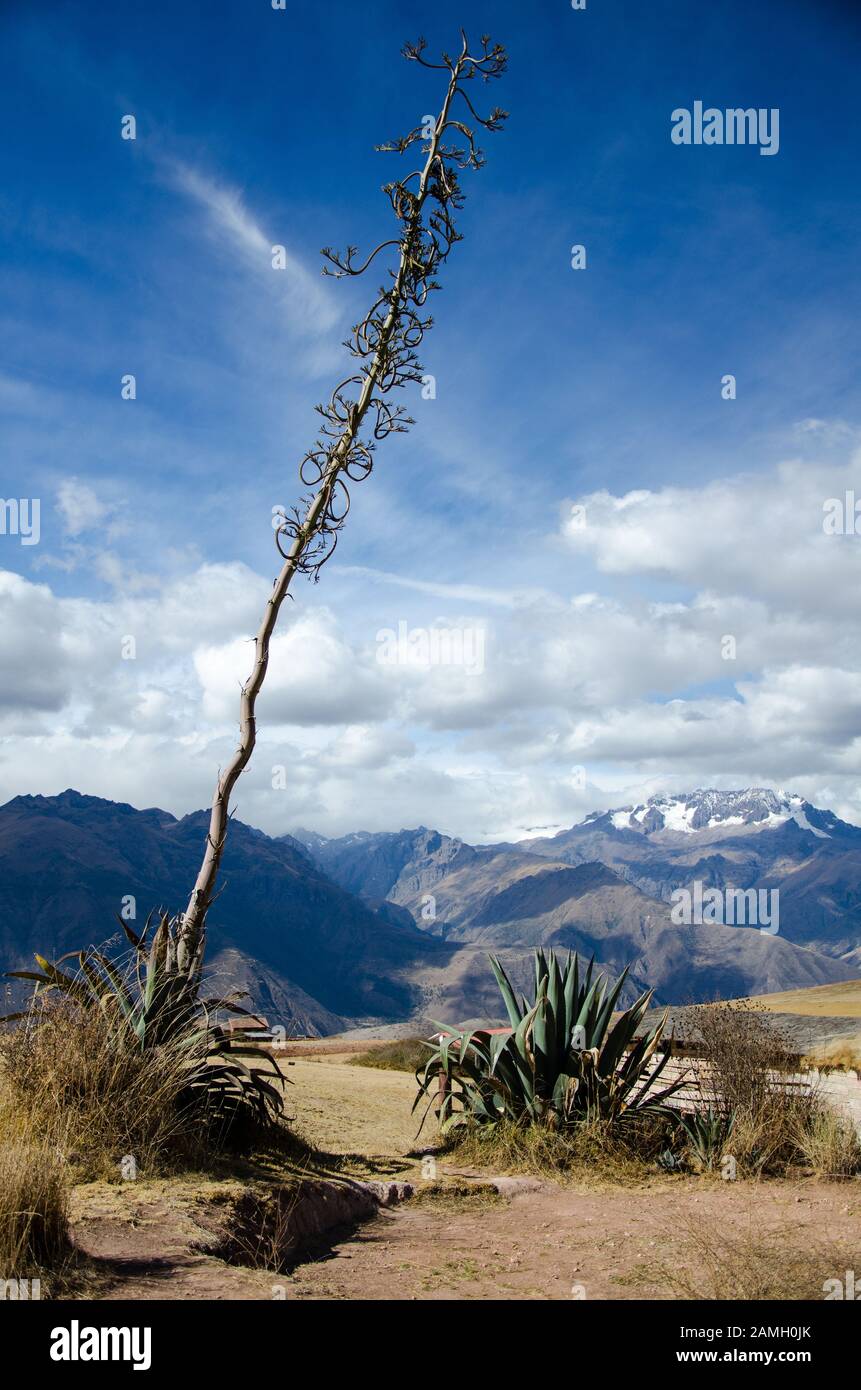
[{"left": 177, "top": 32, "right": 507, "bottom": 970}]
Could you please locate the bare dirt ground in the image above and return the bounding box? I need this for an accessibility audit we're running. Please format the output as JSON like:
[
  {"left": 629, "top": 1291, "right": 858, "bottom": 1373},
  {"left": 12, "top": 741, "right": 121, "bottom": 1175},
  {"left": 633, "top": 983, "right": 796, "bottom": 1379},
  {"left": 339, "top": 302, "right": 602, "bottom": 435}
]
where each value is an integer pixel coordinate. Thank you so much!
[
  {"left": 283, "top": 1178, "right": 861, "bottom": 1301},
  {"left": 69, "top": 1050, "right": 861, "bottom": 1301},
  {"left": 71, "top": 1181, "right": 280, "bottom": 1301}
]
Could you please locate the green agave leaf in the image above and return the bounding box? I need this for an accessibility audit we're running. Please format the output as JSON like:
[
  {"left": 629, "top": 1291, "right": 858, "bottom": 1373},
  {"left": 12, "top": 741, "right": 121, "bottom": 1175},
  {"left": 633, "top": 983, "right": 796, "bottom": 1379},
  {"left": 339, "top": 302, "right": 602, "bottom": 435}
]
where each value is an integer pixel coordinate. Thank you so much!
[
  {"left": 90, "top": 951, "right": 140, "bottom": 1021},
  {"left": 598, "top": 989, "right": 653, "bottom": 1077},
  {"left": 114, "top": 911, "right": 142, "bottom": 950},
  {"left": 591, "top": 966, "right": 629, "bottom": 1044},
  {"left": 533, "top": 947, "right": 549, "bottom": 1002},
  {"left": 488, "top": 956, "right": 525, "bottom": 1029},
  {"left": 572, "top": 974, "right": 604, "bottom": 1044}
]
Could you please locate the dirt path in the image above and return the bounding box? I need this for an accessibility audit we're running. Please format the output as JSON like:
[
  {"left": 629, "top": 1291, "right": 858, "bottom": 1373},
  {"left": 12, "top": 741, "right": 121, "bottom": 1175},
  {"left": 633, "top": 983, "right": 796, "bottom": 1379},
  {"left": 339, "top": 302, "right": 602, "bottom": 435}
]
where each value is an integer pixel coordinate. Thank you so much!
[
  {"left": 68, "top": 1055, "right": 861, "bottom": 1301},
  {"left": 280, "top": 1173, "right": 861, "bottom": 1301},
  {"left": 70, "top": 1168, "right": 861, "bottom": 1302}
]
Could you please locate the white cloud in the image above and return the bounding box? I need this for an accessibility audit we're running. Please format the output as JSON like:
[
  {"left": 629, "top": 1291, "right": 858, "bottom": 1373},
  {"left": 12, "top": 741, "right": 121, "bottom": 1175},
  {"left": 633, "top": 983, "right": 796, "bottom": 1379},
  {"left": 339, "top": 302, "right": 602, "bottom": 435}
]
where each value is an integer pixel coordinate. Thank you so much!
[
  {"left": 193, "top": 607, "right": 394, "bottom": 728},
  {"left": 317, "top": 724, "right": 414, "bottom": 771},
  {"left": 163, "top": 159, "right": 339, "bottom": 338},
  {"left": 172, "top": 163, "right": 270, "bottom": 260},
  {"left": 56, "top": 478, "right": 111, "bottom": 538},
  {"left": 3, "top": 437, "right": 861, "bottom": 839},
  {"left": 338, "top": 565, "right": 555, "bottom": 609},
  {"left": 561, "top": 455, "right": 861, "bottom": 615}
]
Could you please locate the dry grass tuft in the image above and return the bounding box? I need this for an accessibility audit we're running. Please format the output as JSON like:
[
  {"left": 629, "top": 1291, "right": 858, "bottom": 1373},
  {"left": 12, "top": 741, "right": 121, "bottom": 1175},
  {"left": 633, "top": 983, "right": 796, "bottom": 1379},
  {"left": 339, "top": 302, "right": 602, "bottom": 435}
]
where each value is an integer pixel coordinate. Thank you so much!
[
  {"left": 789, "top": 1104, "right": 861, "bottom": 1178},
  {"left": 0, "top": 998, "right": 296, "bottom": 1182},
  {"left": 0, "top": 1135, "right": 99, "bottom": 1296},
  {"left": 802, "top": 1041, "right": 861, "bottom": 1073},
  {"left": 442, "top": 1115, "right": 673, "bottom": 1188},
  {"left": 0, "top": 1139, "right": 72, "bottom": 1283},
  {"left": 650, "top": 1217, "right": 853, "bottom": 1301}
]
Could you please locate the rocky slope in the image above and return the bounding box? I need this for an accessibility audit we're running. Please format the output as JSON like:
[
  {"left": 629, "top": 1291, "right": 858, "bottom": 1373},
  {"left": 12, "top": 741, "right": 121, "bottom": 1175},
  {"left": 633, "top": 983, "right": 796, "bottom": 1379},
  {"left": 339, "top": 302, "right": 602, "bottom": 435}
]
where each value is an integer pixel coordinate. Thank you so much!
[
  {"left": 0, "top": 791, "right": 443, "bottom": 1035},
  {"left": 2, "top": 788, "right": 856, "bottom": 1035},
  {"left": 295, "top": 797, "right": 858, "bottom": 1011}
]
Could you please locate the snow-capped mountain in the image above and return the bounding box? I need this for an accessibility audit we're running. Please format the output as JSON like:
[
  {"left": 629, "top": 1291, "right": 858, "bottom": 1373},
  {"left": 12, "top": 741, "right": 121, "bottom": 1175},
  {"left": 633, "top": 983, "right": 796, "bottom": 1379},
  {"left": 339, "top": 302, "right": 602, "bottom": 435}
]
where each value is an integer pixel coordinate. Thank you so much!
[
  {"left": 593, "top": 788, "right": 843, "bottom": 839},
  {"left": 520, "top": 789, "right": 861, "bottom": 960},
  {"left": 306, "top": 788, "right": 857, "bottom": 962},
  {"left": 298, "top": 814, "right": 856, "bottom": 1006}
]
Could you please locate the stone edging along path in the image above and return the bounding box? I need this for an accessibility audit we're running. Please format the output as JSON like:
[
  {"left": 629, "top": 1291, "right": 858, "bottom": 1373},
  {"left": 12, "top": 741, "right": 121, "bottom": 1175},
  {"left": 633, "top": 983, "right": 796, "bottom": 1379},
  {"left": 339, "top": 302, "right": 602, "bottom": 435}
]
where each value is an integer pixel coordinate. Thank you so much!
[{"left": 69, "top": 1172, "right": 551, "bottom": 1300}]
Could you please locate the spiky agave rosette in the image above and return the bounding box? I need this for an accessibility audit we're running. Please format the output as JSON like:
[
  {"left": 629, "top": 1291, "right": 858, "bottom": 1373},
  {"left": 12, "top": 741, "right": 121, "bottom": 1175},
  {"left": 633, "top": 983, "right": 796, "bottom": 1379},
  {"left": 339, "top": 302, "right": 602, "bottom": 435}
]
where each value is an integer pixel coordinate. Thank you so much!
[{"left": 414, "top": 949, "right": 686, "bottom": 1134}]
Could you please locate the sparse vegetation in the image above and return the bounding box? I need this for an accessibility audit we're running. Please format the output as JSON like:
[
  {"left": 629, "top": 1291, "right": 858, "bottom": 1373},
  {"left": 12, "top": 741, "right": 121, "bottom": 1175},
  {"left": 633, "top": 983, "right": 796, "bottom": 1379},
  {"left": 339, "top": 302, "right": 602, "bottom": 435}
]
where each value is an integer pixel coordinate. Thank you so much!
[
  {"left": 352, "top": 1038, "right": 428, "bottom": 1073},
  {"left": 648, "top": 1218, "right": 852, "bottom": 1301},
  {"left": 441, "top": 1114, "right": 677, "bottom": 1187},
  {"left": 687, "top": 1001, "right": 861, "bottom": 1178}
]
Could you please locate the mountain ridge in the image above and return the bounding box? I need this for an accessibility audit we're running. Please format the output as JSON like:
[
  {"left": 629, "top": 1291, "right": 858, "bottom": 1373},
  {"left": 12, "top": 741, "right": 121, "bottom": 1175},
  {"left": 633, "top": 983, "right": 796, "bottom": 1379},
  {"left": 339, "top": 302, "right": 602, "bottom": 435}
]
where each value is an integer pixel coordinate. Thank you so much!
[
  {"left": 299, "top": 788, "right": 861, "bottom": 977},
  {"left": 1, "top": 788, "right": 856, "bottom": 1033},
  {"left": 0, "top": 789, "right": 443, "bottom": 1035}
]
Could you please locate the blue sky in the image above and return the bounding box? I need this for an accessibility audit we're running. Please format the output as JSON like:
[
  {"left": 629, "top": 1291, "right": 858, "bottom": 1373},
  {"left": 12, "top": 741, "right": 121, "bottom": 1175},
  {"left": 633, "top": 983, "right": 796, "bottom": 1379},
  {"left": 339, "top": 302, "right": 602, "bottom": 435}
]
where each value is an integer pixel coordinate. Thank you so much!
[{"left": 1, "top": 0, "right": 860, "bottom": 840}]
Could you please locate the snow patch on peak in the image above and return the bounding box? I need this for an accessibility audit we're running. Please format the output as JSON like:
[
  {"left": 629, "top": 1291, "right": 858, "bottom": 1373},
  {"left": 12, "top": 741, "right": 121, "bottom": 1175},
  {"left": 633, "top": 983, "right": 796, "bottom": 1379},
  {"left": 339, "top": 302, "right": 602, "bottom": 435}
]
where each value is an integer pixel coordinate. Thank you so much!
[
  {"left": 602, "top": 788, "right": 831, "bottom": 839},
  {"left": 787, "top": 804, "right": 831, "bottom": 838}
]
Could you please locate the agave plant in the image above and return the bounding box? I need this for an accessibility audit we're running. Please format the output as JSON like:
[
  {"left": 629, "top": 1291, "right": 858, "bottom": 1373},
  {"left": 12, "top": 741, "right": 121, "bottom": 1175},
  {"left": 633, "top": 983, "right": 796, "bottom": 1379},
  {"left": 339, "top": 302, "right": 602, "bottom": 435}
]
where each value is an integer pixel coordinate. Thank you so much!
[
  {"left": 2, "top": 911, "right": 285, "bottom": 1139},
  {"left": 414, "top": 949, "right": 686, "bottom": 1134},
  {"left": 678, "top": 1107, "right": 735, "bottom": 1171}
]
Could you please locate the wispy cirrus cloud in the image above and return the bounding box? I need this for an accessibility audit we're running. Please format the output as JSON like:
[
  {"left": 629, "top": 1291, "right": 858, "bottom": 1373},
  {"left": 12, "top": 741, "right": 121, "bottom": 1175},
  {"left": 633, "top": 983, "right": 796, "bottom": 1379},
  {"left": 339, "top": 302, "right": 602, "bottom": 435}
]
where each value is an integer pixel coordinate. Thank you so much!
[
  {"left": 160, "top": 158, "right": 339, "bottom": 341},
  {"left": 336, "top": 565, "right": 560, "bottom": 610}
]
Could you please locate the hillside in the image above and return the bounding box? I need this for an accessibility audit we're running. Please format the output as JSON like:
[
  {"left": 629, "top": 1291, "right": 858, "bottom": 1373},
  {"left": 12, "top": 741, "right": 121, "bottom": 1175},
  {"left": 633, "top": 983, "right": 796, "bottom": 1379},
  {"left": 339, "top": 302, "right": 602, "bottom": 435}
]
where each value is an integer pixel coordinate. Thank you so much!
[
  {"left": 739, "top": 978, "right": 861, "bottom": 1017},
  {"left": 296, "top": 810, "right": 857, "bottom": 1009},
  {"left": 0, "top": 791, "right": 443, "bottom": 1035},
  {"left": 2, "top": 789, "right": 856, "bottom": 1035}
]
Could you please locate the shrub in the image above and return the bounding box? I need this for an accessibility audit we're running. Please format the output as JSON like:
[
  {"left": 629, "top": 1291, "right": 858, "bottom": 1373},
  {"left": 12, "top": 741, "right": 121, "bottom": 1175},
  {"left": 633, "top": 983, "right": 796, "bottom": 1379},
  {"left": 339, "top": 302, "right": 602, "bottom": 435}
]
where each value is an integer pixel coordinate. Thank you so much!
[
  {"left": 688, "top": 1000, "right": 796, "bottom": 1110},
  {"left": 414, "top": 950, "right": 685, "bottom": 1135},
  {"left": 0, "top": 1138, "right": 72, "bottom": 1287},
  {"left": 687, "top": 1001, "right": 860, "bottom": 1177},
  {"left": 1, "top": 921, "right": 291, "bottom": 1177}
]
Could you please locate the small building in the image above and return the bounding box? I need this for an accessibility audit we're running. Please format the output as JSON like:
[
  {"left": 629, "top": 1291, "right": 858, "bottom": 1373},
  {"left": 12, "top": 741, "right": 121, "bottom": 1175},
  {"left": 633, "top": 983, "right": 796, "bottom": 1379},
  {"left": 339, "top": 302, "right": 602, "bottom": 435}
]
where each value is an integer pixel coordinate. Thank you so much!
[{"left": 225, "top": 1014, "right": 274, "bottom": 1044}]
